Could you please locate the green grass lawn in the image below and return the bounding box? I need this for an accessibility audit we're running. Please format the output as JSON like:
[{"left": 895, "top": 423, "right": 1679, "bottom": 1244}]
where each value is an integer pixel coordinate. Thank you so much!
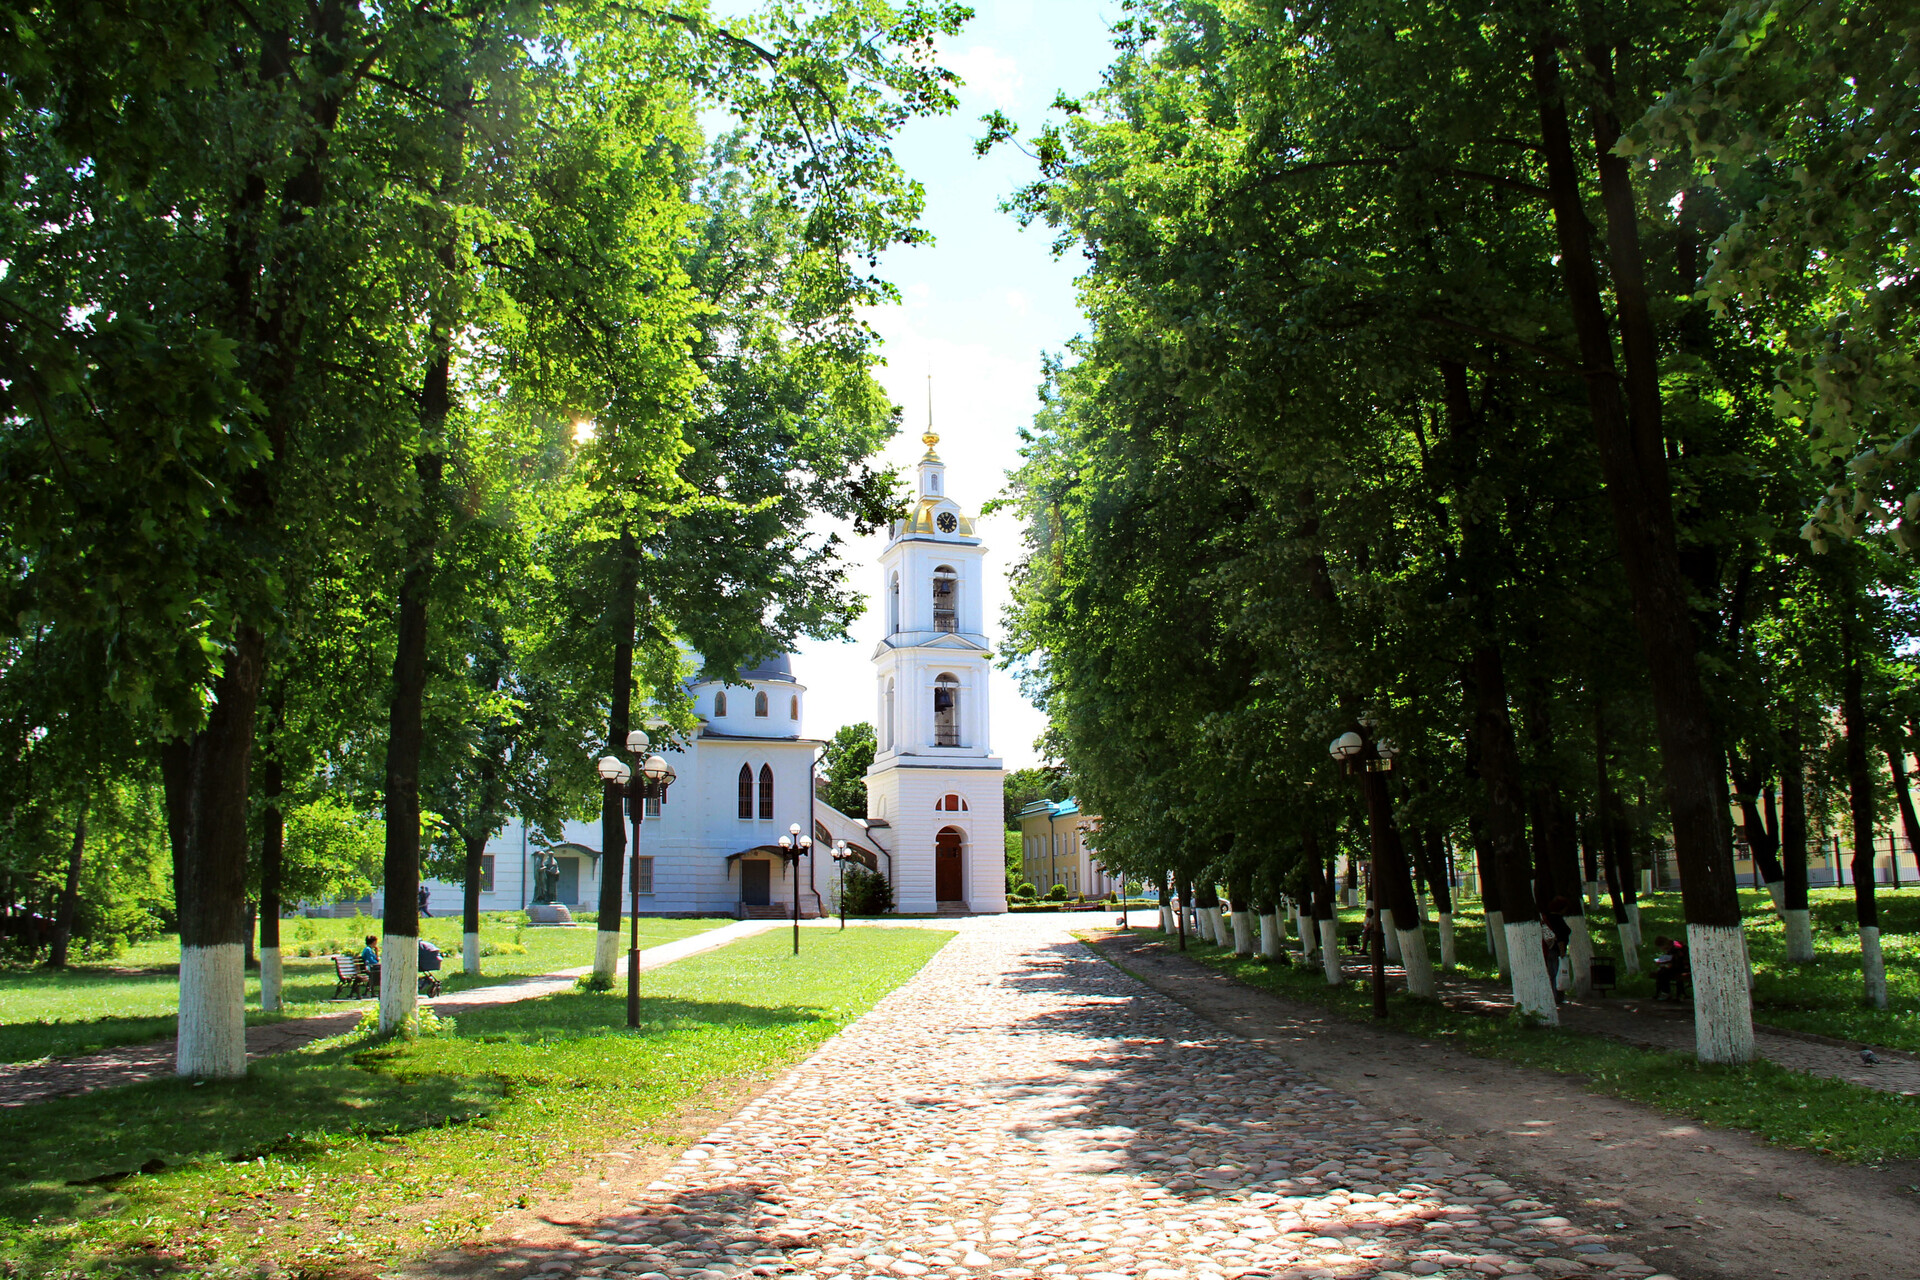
[
  {"left": 0, "top": 925, "right": 951, "bottom": 1280},
  {"left": 0, "top": 914, "right": 726, "bottom": 1064},
  {"left": 1400, "top": 886, "right": 1920, "bottom": 1051},
  {"left": 1107, "top": 924, "right": 1920, "bottom": 1168}
]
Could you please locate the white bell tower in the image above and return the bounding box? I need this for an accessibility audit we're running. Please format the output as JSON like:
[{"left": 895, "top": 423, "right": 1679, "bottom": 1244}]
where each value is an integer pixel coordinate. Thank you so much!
[{"left": 865, "top": 422, "right": 1007, "bottom": 914}]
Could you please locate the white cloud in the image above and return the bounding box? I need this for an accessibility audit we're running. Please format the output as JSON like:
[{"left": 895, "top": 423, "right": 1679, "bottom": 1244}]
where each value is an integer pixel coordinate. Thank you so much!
[{"left": 947, "top": 44, "right": 1025, "bottom": 110}]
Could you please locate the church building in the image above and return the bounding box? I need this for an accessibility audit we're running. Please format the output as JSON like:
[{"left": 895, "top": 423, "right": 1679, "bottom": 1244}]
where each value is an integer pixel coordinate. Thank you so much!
[{"left": 397, "top": 427, "right": 1007, "bottom": 920}]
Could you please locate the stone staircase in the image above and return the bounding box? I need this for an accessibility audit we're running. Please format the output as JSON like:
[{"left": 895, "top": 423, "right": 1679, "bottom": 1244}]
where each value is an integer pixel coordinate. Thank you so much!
[{"left": 737, "top": 903, "right": 816, "bottom": 921}]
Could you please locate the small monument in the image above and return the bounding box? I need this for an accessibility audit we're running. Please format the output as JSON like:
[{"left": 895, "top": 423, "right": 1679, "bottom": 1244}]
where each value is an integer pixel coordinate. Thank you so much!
[{"left": 527, "top": 850, "right": 574, "bottom": 924}]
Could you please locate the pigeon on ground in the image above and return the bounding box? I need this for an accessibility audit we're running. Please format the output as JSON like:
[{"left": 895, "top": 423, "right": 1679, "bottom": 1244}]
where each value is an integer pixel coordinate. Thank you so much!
[{"left": 1860, "top": 1048, "right": 1879, "bottom": 1065}]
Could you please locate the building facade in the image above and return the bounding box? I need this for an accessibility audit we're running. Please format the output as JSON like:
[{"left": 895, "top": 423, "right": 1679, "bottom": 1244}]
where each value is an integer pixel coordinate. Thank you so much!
[
  {"left": 863, "top": 428, "right": 1008, "bottom": 914},
  {"left": 394, "top": 656, "right": 826, "bottom": 920},
  {"left": 1016, "top": 799, "right": 1116, "bottom": 899}
]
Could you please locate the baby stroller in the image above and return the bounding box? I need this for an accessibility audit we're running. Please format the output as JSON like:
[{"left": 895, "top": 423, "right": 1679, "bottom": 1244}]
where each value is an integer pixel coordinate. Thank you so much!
[{"left": 417, "top": 938, "right": 445, "bottom": 997}]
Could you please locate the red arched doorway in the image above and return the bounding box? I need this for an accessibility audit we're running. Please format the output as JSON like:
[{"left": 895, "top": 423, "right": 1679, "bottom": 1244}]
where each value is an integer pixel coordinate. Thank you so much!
[{"left": 935, "top": 826, "right": 965, "bottom": 903}]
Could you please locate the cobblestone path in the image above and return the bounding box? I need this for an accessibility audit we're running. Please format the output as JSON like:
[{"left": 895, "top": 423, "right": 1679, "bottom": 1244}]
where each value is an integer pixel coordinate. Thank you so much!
[{"left": 490, "top": 920, "right": 1676, "bottom": 1280}]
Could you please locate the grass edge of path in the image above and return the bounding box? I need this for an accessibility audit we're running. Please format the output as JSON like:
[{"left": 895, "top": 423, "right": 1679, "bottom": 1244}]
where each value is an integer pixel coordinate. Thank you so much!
[
  {"left": 1080, "top": 927, "right": 1920, "bottom": 1174},
  {"left": 0, "top": 926, "right": 955, "bottom": 1280}
]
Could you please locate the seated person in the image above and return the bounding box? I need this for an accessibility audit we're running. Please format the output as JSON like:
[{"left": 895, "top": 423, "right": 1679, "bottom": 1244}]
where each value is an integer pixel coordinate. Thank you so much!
[
  {"left": 358, "top": 934, "right": 381, "bottom": 986},
  {"left": 1652, "top": 935, "right": 1689, "bottom": 999}
]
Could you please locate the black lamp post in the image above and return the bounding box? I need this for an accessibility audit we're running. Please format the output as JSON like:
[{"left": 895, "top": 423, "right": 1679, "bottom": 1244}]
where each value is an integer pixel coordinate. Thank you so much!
[
  {"left": 776, "top": 822, "right": 811, "bottom": 956},
  {"left": 830, "top": 839, "right": 853, "bottom": 929},
  {"left": 1331, "top": 727, "right": 1397, "bottom": 1019},
  {"left": 598, "top": 726, "right": 675, "bottom": 1030}
]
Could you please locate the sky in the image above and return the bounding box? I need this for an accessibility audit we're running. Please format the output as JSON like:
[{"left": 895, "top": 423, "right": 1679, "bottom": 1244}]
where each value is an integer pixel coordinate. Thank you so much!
[{"left": 787, "top": 1, "right": 1124, "bottom": 770}]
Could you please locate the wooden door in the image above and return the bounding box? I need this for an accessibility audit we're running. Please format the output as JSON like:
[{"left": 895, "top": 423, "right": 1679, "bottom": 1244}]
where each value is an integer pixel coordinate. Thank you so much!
[
  {"left": 935, "top": 828, "right": 964, "bottom": 901},
  {"left": 742, "top": 860, "right": 772, "bottom": 906},
  {"left": 557, "top": 857, "right": 580, "bottom": 904}
]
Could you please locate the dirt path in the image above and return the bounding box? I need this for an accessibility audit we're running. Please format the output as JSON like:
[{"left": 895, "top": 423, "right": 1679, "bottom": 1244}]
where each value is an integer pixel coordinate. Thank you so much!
[{"left": 1090, "top": 929, "right": 1920, "bottom": 1280}]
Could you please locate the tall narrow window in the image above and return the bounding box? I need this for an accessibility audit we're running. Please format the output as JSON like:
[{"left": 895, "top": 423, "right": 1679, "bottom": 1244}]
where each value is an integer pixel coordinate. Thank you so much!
[
  {"left": 738, "top": 764, "right": 753, "bottom": 819},
  {"left": 714, "top": 690, "right": 728, "bottom": 717},
  {"left": 889, "top": 573, "right": 900, "bottom": 634},
  {"left": 885, "top": 679, "right": 895, "bottom": 750},
  {"left": 933, "top": 672, "right": 960, "bottom": 747},
  {"left": 790, "top": 695, "right": 799, "bottom": 720},
  {"left": 635, "top": 857, "right": 655, "bottom": 895},
  {"left": 758, "top": 763, "right": 775, "bottom": 819},
  {"left": 932, "top": 566, "right": 958, "bottom": 633},
  {"left": 754, "top": 690, "right": 769, "bottom": 717}
]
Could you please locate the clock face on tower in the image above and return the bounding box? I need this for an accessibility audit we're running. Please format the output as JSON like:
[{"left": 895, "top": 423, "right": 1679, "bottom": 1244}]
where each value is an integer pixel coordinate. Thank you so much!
[{"left": 937, "top": 511, "right": 958, "bottom": 533}]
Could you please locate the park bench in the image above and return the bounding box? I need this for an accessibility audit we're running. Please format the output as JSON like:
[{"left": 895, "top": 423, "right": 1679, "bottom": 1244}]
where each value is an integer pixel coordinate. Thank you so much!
[{"left": 331, "top": 954, "right": 373, "bottom": 999}]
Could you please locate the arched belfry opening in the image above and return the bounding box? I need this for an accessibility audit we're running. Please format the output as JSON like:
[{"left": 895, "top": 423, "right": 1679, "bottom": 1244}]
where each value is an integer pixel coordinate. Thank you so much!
[
  {"left": 932, "top": 565, "right": 958, "bottom": 633},
  {"left": 933, "top": 672, "right": 960, "bottom": 746}
]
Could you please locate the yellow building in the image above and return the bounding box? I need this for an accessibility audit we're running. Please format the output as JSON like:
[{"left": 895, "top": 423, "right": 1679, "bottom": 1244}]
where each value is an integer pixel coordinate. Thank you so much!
[{"left": 1016, "top": 799, "right": 1116, "bottom": 898}]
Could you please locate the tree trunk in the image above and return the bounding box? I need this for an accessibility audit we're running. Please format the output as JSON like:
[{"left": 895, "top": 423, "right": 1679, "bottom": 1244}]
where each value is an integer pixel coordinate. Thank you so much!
[
  {"left": 1730, "top": 756, "right": 1786, "bottom": 907},
  {"left": 1471, "top": 816, "right": 1508, "bottom": 976},
  {"left": 162, "top": 625, "right": 267, "bottom": 1078},
  {"left": 1884, "top": 746, "right": 1917, "bottom": 891},
  {"left": 1307, "top": 831, "right": 1340, "bottom": 984},
  {"left": 462, "top": 829, "right": 485, "bottom": 975},
  {"left": 1780, "top": 720, "right": 1814, "bottom": 962},
  {"left": 259, "top": 731, "right": 284, "bottom": 1012},
  {"left": 380, "top": 449, "right": 443, "bottom": 1034},
  {"left": 1470, "top": 645, "right": 1555, "bottom": 1021},
  {"left": 1361, "top": 769, "right": 1433, "bottom": 995},
  {"left": 1840, "top": 598, "right": 1888, "bottom": 1008},
  {"left": 1417, "top": 828, "right": 1456, "bottom": 970},
  {"left": 595, "top": 524, "right": 638, "bottom": 983},
  {"left": 48, "top": 790, "right": 88, "bottom": 969},
  {"left": 1532, "top": 36, "right": 1747, "bottom": 1060}
]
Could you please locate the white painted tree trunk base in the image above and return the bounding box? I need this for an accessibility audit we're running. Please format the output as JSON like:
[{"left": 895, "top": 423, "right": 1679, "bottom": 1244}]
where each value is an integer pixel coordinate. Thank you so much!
[
  {"left": 1626, "top": 901, "right": 1642, "bottom": 949},
  {"left": 177, "top": 942, "right": 247, "bottom": 1078},
  {"left": 1616, "top": 924, "right": 1641, "bottom": 975},
  {"left": 1258, "top": 913, "right": 1280, "bottom": 958},
  {"left": 1345, "top": 888, "right": 1359, "bottom": 908},
  {"left": 1764, "top": 880, "right": 1785, "bottom": 912},
  {"left": 1584, "top": 881, "right": 1601, "bottom": 910},
  {"left": 1782, "top": 909, "right": 1814, "bottom": 963},
  {"left": 1438, "top": 913, "right": 1455, "bottom": 970},
  {"left": 1397, "top": 926, "right": 1435, "bottom": 997},
  {"left": 1383, "top": 920, "right": 1402, "bottom": 963},
  {"left": 1862, "top": 925, "right": 1889, "bottom": 1009},
  {"left": 1231, "top": 910, "right": 1254, "bottom": 956},
  {"left": 1686, "top": 923, "right": 1755, "bottom": 1063},
  {"left": 379, "top": 934, "right": 419, "bottom": 1035},
  {"left": 463, "top": 931, "right": 481, "bottom": 975},
  {"left": 1158, "top": 906, "right": 1173, "bottom": 934},
  {"left": 1566, "top": 915, "right": 1594, "bottom": 999},
  {"left": 594, "top": 930, "right": 621, "bottom": 981},
  {"left": 1296, "top": 909, "right": 1315, "bottom": 959},
  {"left": 259, "top": 946, "right": 283, "bottom": 1013},
  {"left": 1211, "top": 908, "right": 1230, "bottom": 946},
  {"left": 1503, "top": 921, "right": 1558, "bottom": 1024},
  {"left": 1318, "top": 919, "right": 1343, "bottom": 984},
  {"left": 1487, "top": 909, "right": 1510, "bottom": 976},
  {"left": 1415, "top": 890, "right": 1429, "bottom": 920}
]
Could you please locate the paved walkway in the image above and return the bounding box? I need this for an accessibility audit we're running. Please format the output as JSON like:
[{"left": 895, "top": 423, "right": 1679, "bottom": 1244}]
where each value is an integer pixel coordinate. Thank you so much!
[
  {"left": 0, "top": 921, "right": 778, "bottom": 1108},
  {"left": 446, "top": 917, "right": 1676, "bottom": 1280}
]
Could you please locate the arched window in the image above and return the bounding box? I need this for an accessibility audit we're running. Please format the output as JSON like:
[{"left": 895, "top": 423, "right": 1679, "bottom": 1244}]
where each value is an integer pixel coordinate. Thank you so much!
[
  {"left": 754, "top": 690, "right": 769, "bottom": 717},
  {"left": 790, "top": 694, "right": 799, "bottom": 720},
  {"left": 884, "top": 678, "right": 895, "bottom": 750},
  {"left": 932, "top": 566, "right": 958, "bottom": 633},
  {"left": 933, "top": 672, "right": 960, "bottom": 746},
  {"left": 758, "top": 763, "right": 775, "bottom": 820},
  {"left": 714, "top": 690, "right": 728, "bottom": 717},
  {"left": 935, "top": 793, "right": 970, "bottom": 812},
  {"left": 889, "top": 573, "right": 900, "bottom": 634},
  {"left": 737, "top": 764, "right": 754, "bottom": 820}
]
